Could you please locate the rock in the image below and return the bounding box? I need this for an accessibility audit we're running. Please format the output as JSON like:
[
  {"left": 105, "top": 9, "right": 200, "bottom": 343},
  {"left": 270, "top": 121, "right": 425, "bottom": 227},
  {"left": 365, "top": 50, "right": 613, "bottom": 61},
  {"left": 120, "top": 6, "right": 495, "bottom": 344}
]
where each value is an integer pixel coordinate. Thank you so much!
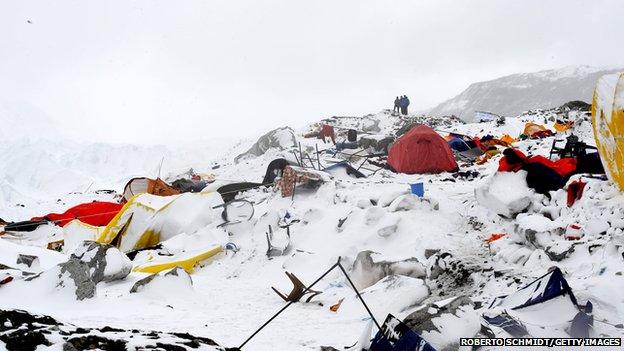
[
  {"left": 545, "top": 241, "right": 577, "bottom": 261},
  {"left": 358, "top": 135, "right": 394, "bottom": 152},
  {"left": 234, "top": 127, "right": 297, "bottom": 163},
  {"left": 364, "top": 207, "right": 385, "bottom": 225},
  {"left": 25, "top": 258, "right": 96, "bottom": 300},
  {"left": 16, "top": 254, "right": 39, "bottom": 270},
  {"left": 130, "top": 267, "right": 193, "bottom": 294},
  {"left": 404, "top": 295, "right": 474, "bottom": 333},
  {"left": 475, "top": 171, "right": 533, "bottom": 218},
  {"left": 71, "top": 241, "right": 132, "bottom": 283},
  {"left": 388, "top": 194, "right": 439, "bottom": 212},
  {"left": 361, "top": 118, "right": 381, "bottom": 133},
  {"left": 350, "top": 251, "right": 425, "bottom": 290},
  {"left": 376, "top": 215, "right": 401, "bottom": 238}
]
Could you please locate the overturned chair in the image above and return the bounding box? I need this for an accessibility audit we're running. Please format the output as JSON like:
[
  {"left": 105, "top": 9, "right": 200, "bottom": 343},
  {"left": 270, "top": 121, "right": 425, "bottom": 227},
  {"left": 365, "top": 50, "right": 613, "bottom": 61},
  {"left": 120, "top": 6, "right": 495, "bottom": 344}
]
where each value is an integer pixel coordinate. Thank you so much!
[{"left": 271, "top": 271, "right": 321, "bottom": 303}]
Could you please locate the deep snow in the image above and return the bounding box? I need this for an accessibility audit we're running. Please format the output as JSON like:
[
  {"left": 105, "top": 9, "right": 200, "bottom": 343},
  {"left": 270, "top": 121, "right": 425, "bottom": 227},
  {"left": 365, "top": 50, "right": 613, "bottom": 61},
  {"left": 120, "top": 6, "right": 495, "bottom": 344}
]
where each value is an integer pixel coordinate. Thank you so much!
[{"left": 0, "top": 108, "right": 623, "bottom": 350}]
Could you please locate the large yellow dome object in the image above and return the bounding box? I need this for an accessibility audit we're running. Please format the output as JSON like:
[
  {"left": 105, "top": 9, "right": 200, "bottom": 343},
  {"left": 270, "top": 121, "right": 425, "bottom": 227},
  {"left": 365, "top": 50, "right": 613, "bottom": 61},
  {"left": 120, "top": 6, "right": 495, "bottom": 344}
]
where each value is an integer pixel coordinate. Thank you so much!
[{"left": 592, "top": 72, "right": 624, "bottom": 191}]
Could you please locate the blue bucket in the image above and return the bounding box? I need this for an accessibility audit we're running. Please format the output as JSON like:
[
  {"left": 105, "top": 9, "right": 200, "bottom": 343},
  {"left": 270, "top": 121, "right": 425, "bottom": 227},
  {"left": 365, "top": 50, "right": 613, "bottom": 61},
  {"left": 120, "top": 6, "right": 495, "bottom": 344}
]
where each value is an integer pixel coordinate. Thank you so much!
[{"left": 410, "top": 183, "right": 424, "bottom": 197}]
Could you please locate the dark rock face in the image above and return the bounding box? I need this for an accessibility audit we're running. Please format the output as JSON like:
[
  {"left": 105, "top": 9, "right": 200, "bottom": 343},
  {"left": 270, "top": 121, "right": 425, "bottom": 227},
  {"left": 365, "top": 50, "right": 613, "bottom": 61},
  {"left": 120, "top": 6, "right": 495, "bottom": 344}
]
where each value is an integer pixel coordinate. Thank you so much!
[
  {"left": 0, "top": 309, "right": 230, "bottom": 351},
  {"left": 404, "top": 295, "right": 473, "bottom": 333}
]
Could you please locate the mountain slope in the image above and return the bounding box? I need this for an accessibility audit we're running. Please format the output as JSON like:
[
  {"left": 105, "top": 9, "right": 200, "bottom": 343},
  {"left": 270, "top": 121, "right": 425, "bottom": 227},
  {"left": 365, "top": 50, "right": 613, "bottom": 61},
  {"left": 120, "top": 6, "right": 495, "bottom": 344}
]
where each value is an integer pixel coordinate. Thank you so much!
[{"left": 429, "top": 66, "right": 623, "bottom": 121}]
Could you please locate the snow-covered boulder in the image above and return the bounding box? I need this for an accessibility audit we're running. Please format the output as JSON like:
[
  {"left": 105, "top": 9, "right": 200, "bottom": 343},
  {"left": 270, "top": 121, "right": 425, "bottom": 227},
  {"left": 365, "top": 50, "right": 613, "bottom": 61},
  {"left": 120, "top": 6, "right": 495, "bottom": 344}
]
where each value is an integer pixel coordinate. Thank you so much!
[
  {"left": 404, "top": 296, "right": 480, "bottom": 350},
  {"left": 475, "top": 171, "right": 533, "bottom": 217},
  {"left": 351, "top": 251, "right": 425, "bottom": 290},
  {"left": 361, "top": 118, "right": 381, "bottom": 133},
  {"left": 388, "top": 194, "right": 439, "bottom": 212},
  {"left": 130, "top": 267, "right": 193, "bottom": 294},
  {"left": 358, "top": 134, "right": 393, "bottom": 152},
  {"left": 339, "top": 275, "right": 429, "bottom": 320},
  {"left": 234, "top": 127, "right": 297, "bottom": 163},
  {"left": 24, "top": 257, "right": 96, "bottom": 300},
  {"left": 71, "top": 241, "right": 132, "bottom": 283}
]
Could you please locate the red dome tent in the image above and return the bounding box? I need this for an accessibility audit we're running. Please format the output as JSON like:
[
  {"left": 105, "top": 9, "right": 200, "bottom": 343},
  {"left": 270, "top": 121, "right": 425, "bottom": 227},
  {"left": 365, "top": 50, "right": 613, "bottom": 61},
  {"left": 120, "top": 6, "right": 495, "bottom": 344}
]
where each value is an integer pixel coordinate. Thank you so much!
[{"left": 388, "top": 125, "right": 458, "bottom": 174}]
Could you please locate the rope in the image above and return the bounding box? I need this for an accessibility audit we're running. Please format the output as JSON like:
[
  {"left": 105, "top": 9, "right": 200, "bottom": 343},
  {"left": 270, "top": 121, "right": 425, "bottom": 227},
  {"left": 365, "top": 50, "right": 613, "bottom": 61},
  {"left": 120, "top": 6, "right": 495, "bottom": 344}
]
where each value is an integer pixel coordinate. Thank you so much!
[{"left": 238, "top": 257, "right": 382, "bottom": 349}]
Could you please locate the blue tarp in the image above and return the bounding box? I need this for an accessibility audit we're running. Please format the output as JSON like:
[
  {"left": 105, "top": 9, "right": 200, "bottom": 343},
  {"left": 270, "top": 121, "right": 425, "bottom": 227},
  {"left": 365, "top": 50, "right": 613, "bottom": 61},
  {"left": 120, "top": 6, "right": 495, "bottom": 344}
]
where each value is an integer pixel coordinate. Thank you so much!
[{"left": 370, "top": 314, "right": 437, "bottom": 351}]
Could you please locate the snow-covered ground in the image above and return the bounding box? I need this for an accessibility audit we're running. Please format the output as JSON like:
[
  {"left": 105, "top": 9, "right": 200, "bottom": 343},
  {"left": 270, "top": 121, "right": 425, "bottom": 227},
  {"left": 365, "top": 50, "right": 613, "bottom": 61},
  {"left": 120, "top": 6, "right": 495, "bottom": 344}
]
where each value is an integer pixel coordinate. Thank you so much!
[{"left": 0, "top": 109, "right": 623, "bottom": 350}]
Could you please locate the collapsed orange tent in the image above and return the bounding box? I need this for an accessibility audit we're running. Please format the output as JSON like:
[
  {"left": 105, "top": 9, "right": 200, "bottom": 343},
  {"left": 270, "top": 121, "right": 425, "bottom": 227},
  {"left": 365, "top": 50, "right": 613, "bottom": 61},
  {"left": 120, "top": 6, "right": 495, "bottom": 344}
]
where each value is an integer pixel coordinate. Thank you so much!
[{"left": 31, "top": 201, "right": 122, "bottom": 227}]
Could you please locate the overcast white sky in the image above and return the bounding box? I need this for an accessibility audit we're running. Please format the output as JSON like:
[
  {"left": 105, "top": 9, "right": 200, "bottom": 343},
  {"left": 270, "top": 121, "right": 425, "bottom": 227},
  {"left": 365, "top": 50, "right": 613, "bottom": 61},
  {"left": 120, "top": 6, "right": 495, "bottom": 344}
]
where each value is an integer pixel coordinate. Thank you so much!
[{"left": 1, "top": 0, "right": 623, "bottom": 144}]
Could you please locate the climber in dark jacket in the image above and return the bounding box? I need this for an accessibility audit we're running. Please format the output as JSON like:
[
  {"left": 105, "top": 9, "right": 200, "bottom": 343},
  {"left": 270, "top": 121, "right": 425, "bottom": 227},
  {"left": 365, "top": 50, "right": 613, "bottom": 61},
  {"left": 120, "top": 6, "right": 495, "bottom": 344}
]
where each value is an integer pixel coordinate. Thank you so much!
[
  {"left": 393, "top": 97, "right": 400, "bottom": 114},
  {"left": 400, "top": 95, "right": 410, "bottom": 115}
]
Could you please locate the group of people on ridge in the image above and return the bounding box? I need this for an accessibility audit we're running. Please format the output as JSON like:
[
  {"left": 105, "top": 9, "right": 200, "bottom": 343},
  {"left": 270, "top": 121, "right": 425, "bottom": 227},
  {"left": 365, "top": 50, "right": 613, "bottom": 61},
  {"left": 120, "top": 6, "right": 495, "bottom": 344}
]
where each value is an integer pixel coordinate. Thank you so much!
[{"left": 393, "top": 95, "right": 410, "bottom": 115}]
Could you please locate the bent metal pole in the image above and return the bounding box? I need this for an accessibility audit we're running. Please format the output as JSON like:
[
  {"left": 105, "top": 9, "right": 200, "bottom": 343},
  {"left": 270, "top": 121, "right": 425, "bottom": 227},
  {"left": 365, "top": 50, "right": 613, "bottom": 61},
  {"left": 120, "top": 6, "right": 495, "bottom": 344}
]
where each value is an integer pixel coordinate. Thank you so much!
[{"left": 238, "top": 257, "right": 382, "bottom": 349}]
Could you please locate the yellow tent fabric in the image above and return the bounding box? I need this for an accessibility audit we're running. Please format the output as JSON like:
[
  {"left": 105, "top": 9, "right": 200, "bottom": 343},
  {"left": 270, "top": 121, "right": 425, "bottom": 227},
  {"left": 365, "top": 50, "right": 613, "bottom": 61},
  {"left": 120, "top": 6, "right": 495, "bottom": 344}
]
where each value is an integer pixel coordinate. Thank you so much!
[
  {"left": 592, "top": 72, "right": 624, "bottom": 191},
  {"left": 523, "top": 122, "right": 549, "bottom": 137},
  {"left": 96, "top": 192, "right": 223, "bottom": 252},
  {"left": 553, "top": 121, "right": 574, "bottom": 132},
  {"left": 132, "top": 245, "right": 224, "bottom": 274},
  {"left": 500, "top": 134, "right": 516, "bottom": 145}
]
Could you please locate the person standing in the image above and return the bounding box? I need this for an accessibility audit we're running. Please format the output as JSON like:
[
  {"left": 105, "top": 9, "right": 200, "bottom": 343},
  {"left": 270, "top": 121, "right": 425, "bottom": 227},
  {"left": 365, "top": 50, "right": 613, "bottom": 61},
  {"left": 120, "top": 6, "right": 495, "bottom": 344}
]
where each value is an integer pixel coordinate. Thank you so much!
[
  {"left": 403, "top": 95, "right": 410, "bottom": 115},
  {"left": 393, "top": 96, "right": 400, "bottom": 114}
]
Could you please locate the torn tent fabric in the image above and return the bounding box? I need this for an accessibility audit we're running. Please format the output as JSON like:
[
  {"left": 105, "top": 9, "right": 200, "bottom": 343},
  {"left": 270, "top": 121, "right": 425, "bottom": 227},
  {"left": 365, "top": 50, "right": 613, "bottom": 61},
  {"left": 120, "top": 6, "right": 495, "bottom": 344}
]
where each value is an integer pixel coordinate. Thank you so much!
[
  {"left": 96, "top": 192, "right": 223, "bottom": 252},
  {"left": 31, "top": 201, "right": 122, "bottom": 227},
  {"left": 567, "top": 179, "right": 587, "bottom": 207},
  {"left": 498, "top": 149, "right": 576, "bottom": 177},
  {"left": 481, "top": 268, "right": 587, "bottom": 338},
  {"left": 370, "top": 314, "right": 437, "bottom": 351}
]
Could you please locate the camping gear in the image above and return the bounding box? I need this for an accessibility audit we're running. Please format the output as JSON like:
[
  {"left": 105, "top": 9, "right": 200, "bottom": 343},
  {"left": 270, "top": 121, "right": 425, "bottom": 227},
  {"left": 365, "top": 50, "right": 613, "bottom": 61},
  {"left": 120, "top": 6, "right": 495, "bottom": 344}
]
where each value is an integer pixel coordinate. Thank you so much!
[
  {"left": 323, "top": 161, "right": 366, "bottom": 179},
  {"left": 592, "top": 71, "right": 624, "bottom": 191},
  {"left": 554, "top": 120, "right": 574, "bottom": 132},
  {"left": 3, "top": 220, "right": 48, "bottom": 232},
  {"left": 122, "top": 177, "right": 179, "bottom": 202},
  {"left": 481, "top": 267, "right": 586, "bottom": 338},
  {"left": 271, "top": 271, "right": 321, "bottom": 303},
  {"left": 498, "top": 148, "right": 577, "bottom": 194},
  {"left": 217, "top": 199, "right": 255, "bottom": 227},
  {"left": 30, "top": 201, "right": 122, "bottom": 228},
  {"left": 320, "top": 124, "right": 336, "bottom": 144},
  {"left": 567, "top": 179, "right": 587, "bottom": 207},
  {"left": 266, "top": 224, "right": 291, "bottom": 257},
  {"left": 522, "top": 123, "right": 554, "bottom": 139},
  {"left": 132, "top": 245, "right": 224, "bottom": 274},
  {"left": 388, "top": 125, "right": 458, "bottom": 174},
  {"left": 500, "top": 134, "right": 515, "bottom": 145},
  {"left": 275, "top": 165, "right": 326, "bottom": 198},
  {"left": 369, "top": 314, "right": 437, "bottom": 351},
  {"left": 564, "top": 224, "right": 584, "bottom": 240},
  {"left": 239, "top": 257, "right": 381, "bottom": 349},
  {"left": 171, "top": 178, "right": 208, "bottom": 193},
  {"left": 485, "top": 233, "right": 506, "bottom": 244},
  {"left": 262, "top": 158, "right": 291, "bottom": 184},
  {"left": 410, "top": 182, "right": 424, "bottom": 197},
  {"left": 96, "top": 192, "right": 224, "bottom": 252},
  {"left": 330, "top": 298, "right": 344, "bottom": 312},
  {"left": 217, "top": 182, "right": 262, "bottom": 202},
  {"left": 347, "top": 129, "right": 357, "bottom": 142},
  {"left": 335, "top": 141, "right": 358, "bottom": 151}
]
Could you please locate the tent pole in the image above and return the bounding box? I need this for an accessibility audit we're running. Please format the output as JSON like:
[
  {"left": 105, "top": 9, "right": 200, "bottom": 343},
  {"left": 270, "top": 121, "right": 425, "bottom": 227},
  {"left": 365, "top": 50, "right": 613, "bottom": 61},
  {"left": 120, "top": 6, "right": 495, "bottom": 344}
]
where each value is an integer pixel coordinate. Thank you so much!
[
  {"left": 238, "top": 262, "right": 340, "bottom": 349},
  {"left": 337, "top": 258, "right": 382, "bottom": 331}
]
